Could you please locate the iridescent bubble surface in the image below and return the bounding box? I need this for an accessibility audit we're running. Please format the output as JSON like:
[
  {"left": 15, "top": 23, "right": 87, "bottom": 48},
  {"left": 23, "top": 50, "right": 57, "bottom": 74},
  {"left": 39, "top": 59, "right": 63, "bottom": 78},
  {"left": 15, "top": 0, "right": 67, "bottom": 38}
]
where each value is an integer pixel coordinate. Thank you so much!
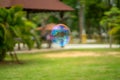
[{"left": 51, "top": 24, "right": 70, "bottom": 47}]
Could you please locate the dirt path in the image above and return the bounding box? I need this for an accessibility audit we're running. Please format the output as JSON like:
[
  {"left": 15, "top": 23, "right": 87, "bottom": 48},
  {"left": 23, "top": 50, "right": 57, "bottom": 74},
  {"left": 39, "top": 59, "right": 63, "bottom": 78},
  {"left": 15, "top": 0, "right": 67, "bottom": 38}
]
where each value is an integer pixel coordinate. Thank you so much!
[{"left": 44, "top": 51, "right": 120, "bottom": 58}]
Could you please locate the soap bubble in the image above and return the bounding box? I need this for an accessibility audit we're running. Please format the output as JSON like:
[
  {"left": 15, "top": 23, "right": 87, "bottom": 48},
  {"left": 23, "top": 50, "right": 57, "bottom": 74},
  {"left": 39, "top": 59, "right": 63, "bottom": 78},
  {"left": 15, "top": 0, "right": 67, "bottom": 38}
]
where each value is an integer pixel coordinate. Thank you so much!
[{"left": 51, "top": 24, "right": 70, "bottom": 47}]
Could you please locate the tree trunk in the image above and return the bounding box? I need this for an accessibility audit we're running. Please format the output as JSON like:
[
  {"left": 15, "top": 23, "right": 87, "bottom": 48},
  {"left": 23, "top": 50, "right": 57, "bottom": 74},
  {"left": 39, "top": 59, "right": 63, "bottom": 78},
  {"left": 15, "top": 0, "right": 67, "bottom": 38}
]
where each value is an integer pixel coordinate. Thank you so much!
[
  {"left": 0, "top": 49, "right": 7, "bottom": 62},
  {"left": 78, "top": 2, "right": 86, "bottom": 43},
  {"left": 109, "top": 35, "right": 112, "bottom": 48},
  {"left": 117, "top": 0, "right": 120, "bottom": 8}
]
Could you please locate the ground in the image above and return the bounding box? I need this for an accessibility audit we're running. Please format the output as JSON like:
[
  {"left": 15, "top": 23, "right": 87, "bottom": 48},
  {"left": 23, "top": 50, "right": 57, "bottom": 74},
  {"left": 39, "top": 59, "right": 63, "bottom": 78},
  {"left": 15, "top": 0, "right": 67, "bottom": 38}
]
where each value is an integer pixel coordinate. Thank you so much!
[
  {"left": 0, "top": 48, "right": 120, "bottom": 80},
  {"left": 43, "top": 51, "right": 120, "bottom": 58}
]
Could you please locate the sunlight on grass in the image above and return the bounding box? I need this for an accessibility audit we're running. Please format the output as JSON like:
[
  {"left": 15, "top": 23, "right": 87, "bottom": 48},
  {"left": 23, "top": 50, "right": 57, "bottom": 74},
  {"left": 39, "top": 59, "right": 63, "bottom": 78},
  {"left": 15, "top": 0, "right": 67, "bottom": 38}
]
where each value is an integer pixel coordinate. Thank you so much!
[{"left": 0, "top": 49, "right": 120, "bottom": 80}]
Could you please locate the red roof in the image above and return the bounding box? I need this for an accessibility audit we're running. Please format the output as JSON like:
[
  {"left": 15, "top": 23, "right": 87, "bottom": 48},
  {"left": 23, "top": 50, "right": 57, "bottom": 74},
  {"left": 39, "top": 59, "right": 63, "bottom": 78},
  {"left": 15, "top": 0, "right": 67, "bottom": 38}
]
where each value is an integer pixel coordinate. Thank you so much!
[
  {"left": 37, "top": 23, "right": 70, "bottom": 31},
  {"left": 0, "top": 0, "right": 11, "bottom": 7},
  {"left": 0, "top": 0, "right": 74, "bottom": 11},
  {"left": 37, "top": 23, "right": 57, "bottom": 31}
]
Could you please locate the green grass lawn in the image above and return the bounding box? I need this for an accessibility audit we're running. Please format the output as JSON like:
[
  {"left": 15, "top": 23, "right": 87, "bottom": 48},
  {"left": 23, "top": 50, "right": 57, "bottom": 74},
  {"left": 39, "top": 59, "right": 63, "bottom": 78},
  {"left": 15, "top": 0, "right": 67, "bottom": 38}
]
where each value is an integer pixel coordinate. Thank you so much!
[{"left": 0, "top": 48, "right": 120, "bottom": 80}]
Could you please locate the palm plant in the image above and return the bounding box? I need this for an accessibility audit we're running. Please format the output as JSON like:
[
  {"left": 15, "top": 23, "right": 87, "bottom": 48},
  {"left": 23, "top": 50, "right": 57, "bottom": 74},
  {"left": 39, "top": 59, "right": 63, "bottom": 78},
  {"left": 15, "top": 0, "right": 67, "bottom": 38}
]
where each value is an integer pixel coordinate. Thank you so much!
[{"left": 0, "top": 6, "right": 40, "bottom": 61}]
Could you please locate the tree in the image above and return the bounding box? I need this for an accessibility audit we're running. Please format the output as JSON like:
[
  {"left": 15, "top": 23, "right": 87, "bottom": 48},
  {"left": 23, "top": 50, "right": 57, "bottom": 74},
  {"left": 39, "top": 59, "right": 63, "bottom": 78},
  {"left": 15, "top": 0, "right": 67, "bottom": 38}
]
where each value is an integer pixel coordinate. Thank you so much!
[
  {"left": 0, "top": 6, "right": 39, "bottom": 61},
  {"left": 63, "top": 0, "right": 109, "bottom": 41},
  {"left": 100, "top": 6, "right": 120, "bottom": 47}
]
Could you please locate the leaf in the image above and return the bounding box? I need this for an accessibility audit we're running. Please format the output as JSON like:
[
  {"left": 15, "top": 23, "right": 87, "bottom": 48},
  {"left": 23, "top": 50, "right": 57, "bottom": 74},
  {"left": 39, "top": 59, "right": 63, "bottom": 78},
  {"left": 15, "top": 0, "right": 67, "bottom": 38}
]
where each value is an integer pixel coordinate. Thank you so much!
[
  {"left": 10, "top": 26, "right": 22, "bottom": 37},
  {"left": 109, "top": 26, "right": 120, "bottom": 35},
  {"left": 0, "top": 24, "right": 7, "bottom": 43}
]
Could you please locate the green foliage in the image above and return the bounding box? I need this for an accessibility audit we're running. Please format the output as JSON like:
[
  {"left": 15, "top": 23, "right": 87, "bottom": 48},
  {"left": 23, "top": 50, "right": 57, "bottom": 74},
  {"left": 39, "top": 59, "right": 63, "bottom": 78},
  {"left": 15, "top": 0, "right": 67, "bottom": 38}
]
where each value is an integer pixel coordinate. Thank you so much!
[
  {"left": 0, "top": 6, "right": 40, "bottom": 61},
  {"left": 0, "top": 24, "right": 6, "bottom": 61},
  {"left": 62, "top": 0, "right": 79, "bottom": 31},
  {"left": 100, "top": 6, "right": 120, "bottom": 44},
  {"left": 62, "top": 0, "right": 111, "bottom": 37}
]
